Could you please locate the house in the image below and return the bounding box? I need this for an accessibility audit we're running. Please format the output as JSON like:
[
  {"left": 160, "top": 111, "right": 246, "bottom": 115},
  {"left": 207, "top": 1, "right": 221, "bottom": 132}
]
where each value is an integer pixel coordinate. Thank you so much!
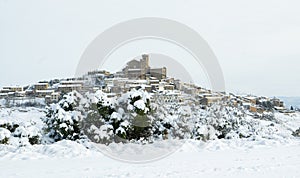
[
  {"left": 0, "top": 89, "right": 10, "bottom": 94},
  {"left": 35, "top": 90, "right": 55, "bottom": 97},
  {"left": 0, "top": 93, "right": 8, "bottom": 99},
  {"left": 87, "top": 70, "right": 110, "bottom": 76},
  {"left": 51, "top": 92, "right": 60, "bottom": 102},
  {"left": 249, "top": 105, "right": 257, "bottom": 113},
  {"left": 149, "top": 67, "right": 167, "bottom": 80},
  {"left": 34, "top": 83, "right": 49, "bottom": 91},
  {"left": 45, "top": 92, "right": 60, "bottom": 103},
  {"left": 174, "top": 79, "right": 182, "bottom": 90},
  {"left": 3, "top": 86, "right": 23, "bottom": 92},
  {"left": 271, "top": 98, "right": 284, "bottom": 107},
  {"left": 57, "top": 80, "right": 84, "bottom": 93},
  {"left": 200, "top": 96, "right": 223, "bottom": 106},
  {"left": 58, "top": 84, "right": 82, "bottom": 93},
  {"left": 158, "top": 81, "right": 167, "bottom": 91},
  {"left": 60, "top": 80, "right": 84, "bottom": 86},
  {"left": 164, "top": 84, "right": 174, "bottom": 90},
  {"left": 157, "top": 90, "right": 183, "bottom": 103},
  {"left": 274, "top": 106, "right": 286, "bottom": 112},
  {"left": 25, "top": 90, "right": 34, "bottom": 97},
  {"left": 244, "top": 96, "right": 257, "bottom": 105},
  {"left": 15, "top": 91, "right": 26, "bottom": 97},
  {"left": 182, "top": 86, "right": 196, "bottom": 95}
]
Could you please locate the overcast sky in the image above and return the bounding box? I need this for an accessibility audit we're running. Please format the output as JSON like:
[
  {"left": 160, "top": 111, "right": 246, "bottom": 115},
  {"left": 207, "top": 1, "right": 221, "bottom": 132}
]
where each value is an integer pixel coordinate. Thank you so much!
[{"left": 0, "top": 0, "right": 300, "bottom": 97}]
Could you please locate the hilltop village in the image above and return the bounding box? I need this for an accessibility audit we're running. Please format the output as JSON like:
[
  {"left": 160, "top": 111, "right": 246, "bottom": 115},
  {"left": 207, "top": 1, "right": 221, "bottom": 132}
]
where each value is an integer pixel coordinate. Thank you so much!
[{"left": 0, "top": 54, "right": 293, "bottom": 114}]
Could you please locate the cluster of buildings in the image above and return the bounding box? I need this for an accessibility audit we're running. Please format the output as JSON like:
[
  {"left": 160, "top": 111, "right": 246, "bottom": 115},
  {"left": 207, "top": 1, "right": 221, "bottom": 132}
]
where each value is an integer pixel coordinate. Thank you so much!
[
  {"left": 226, "top": 94, "right": 289, "bottom": 113},
  {"left": 0, "top": 79, "right": 85, "bottom": 104},
  {"left": 0, "top": 54, "right": 292, "bottom": 113}
]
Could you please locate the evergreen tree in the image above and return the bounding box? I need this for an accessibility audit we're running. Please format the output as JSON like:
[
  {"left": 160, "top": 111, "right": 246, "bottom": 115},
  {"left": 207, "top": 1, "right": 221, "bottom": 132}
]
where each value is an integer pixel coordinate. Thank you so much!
[{"left": 42, "top": 92, "right": 82, "bottom": 142}]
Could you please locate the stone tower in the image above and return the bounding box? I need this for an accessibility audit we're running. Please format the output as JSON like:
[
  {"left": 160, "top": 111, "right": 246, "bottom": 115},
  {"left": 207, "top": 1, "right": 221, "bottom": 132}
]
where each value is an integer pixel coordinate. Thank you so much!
[{"left": 140, "top": 54, "right": 150, "bottom": 79}]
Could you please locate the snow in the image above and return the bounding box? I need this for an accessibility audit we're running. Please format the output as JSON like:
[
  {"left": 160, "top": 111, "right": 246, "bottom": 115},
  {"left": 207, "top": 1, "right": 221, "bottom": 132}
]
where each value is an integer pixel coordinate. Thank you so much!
[
  {"left": 1, "top": 139, "right": 300, "bottom": 177},
  {"left": 134, "top": 99, "right": 146, "bottom": 110},
  {"left": 111, "top": 112, "right": 121, "bottom": 121},
  {"left": 0, "top": 98, "right": 6, "bottom": 107},
  {"left": 0, "top": 107, "right": 45, "bottom": 129},
  {"left": 126, "top": 104, "right": 133, "bottom": 111}
]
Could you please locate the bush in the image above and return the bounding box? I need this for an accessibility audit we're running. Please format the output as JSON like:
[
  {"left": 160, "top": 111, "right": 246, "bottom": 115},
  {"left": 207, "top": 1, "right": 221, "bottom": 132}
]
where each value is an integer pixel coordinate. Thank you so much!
[
  {"left": 13, "top": 122, "right": 41, "bottom": 145},
  {"left": 0, "top": 120, "right": 41, "bottom": 145},
  {"left": 0, "top": 128, "right": 11, "bottom": 144},
  {"left": 292, "top": 128, "right": 300, "bottom": 137},
  {"left": 123, "top": 89, "right": 152, "bottom": 141},
  {"left": 0, "top": 122, "right": 19, "bottom": 133},
  {"left": 151, "top": 96, "right": 192, "bottom": 140},
  {"left": 81, "top": 90, "right": 116, "bottom": 144},
  {"left": 43, "top": 92, "right": 82, "bottom": 142},
  {"left": 82, "top": 89, "right": 154, "bottom": 144},
  {"left": 191, "top": 104, "right": 248, "bottom": 140}
]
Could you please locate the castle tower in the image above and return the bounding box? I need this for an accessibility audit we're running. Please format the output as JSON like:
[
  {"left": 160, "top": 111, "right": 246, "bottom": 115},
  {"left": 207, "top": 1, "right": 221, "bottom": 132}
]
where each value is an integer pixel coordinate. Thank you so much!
[
  {"left": 141, "top": 54, "right": 149, "bottom": 69},
  {"left": 140, "top": 54, "right": 150, "bottom": 79}
]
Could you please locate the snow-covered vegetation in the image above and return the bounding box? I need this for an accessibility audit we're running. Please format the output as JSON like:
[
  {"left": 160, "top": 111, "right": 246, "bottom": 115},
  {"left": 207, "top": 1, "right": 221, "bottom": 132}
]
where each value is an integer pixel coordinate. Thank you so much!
[
  {"left": 1, "top": 89, "right": 300, "bottom": 147},
  {"left": 1, "top": 89, "right": 300, "bottom": 177}
]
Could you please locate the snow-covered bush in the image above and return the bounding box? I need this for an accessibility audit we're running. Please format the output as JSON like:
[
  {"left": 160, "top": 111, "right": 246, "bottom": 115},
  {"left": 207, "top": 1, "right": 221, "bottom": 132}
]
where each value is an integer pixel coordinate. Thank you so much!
[
  {"left": 43, "top": 92, "right": 83, "bottom": 142},
  {"left": 41, "top": 89, "right": 291, "bottom": 145},
  {"left": 13, "top": 121, "right": 41, "bottom": 145},
  {"left": 120, "top": 89, "right": 153, "bottom": 141},
  {"left": 0, "top": 121, "right": 19, "bottom": 133},
  {"left": 192, "top": 104, "right": 253, "bottom": 140},
  {"left": 193, "top": 124, "right": 218, "bottom": 141},
  {"left": 82, "top": 89, "right": 154, "bottom": 144},
  {"left": 0, "top": 119, "right": 42, "bottom": 145},
  {"left": 151, "top": 96, "right": 192, "bottom": 140},
  {"left": 292, "top": 128, "right": 300, "bottom": 137},
  {"left": 81, "top": 90, "right": 116, "bottom": 144},
  {"left": 0, "top": 121, "right": 17, "bottom": 144},
  {"left": 190, "top": 103, "right": 284, "bottom": 141},
  {"left": 0, "top": 128, "right": 11, "bottom": 144}
]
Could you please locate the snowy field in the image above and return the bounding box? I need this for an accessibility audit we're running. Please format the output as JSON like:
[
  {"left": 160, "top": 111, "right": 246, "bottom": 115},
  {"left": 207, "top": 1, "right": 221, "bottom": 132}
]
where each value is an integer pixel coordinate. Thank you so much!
[
  {"left": 1, "top": 139, "right": 300, "bottom": 178},
  {"left": 1, "top": 107, "right": 300, "bottom": 177}
]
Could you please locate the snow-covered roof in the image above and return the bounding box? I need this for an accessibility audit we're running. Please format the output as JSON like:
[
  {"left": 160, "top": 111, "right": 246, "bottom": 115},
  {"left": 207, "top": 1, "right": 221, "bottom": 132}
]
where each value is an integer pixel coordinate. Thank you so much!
[
  {"left": 58, "top": 84, "right": 82, "bottom": 88},
  {"left": 0, "top": 89, "right": 10, "bottom": 92},
  {"left": 127, "top": 68, "right": 141, "bottom": 71},
  {"left": 164, "top": 91, "right": 181, "bottom": 96},
  {"left": 34, "top": 83, "right": 48, "bottom": 86},
  {"left": 126, "top": 80, "right": 148, "bottom": 84},
  {"left": 245, "top": 96, "right": 257, "bottom": 100},
  {"left": 60, "top": 81, "right": 84, "bottom": 84},
  {"left": 274, "top": 106, "right": 285, "bottom": 110},
  {"left": 36, "top": 90, "right": 55, "bottom": 93}
]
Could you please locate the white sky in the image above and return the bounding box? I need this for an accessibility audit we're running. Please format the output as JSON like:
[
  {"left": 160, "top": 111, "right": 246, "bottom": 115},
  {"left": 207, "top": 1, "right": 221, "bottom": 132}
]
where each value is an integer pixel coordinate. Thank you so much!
[{"left": 0, "top": 0, "right": 300, "bottom": 97}]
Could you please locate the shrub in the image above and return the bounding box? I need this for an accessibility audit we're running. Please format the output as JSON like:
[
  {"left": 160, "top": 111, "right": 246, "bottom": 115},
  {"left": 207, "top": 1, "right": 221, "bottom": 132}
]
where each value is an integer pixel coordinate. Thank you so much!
[
  {"left": 83, "top": 89, "right": 154, "bottom": 143},
  {"left": 0, "top": 128, "right": 11, "bottom": 144},
  {"left": 42, "top": 92, "right": 82, "bottom": 142},
  {"left": 81, "top": 90, "right": 116, "bottom": 144},
  {"left": 13, "top": 122, "right": 41, "bottom": 145},
  {"left": 292, "top": 128, "right": 300, "bottom": 137}
]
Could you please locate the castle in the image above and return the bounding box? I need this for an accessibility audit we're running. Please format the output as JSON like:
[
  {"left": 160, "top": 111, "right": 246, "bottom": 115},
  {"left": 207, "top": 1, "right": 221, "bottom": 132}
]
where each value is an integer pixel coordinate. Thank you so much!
[{"left": 122, "top": 54, "right": 166, "bottom": 80}]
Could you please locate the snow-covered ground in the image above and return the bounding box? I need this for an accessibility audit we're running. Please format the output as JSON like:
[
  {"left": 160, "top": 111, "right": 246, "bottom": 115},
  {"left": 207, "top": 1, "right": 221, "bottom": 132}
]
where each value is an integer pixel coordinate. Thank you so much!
[
  {"left": 1, "top": 139, "right": 300, "bottom": 178},
  {"left": 1, "top": 107, "right": 300, "bottom": 177}
]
